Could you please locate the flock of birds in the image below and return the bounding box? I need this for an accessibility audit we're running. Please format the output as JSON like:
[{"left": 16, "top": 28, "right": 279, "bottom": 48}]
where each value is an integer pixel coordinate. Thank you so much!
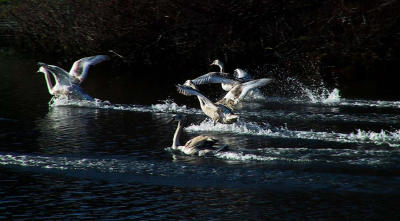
[{"left": 37, "top": 54, "right": 272, "bottom": 157}]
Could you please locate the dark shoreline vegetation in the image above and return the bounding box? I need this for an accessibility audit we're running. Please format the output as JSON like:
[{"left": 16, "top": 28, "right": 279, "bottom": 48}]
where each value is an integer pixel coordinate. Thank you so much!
[{"left": 1, "top": 0, "right": 399, "bottom": 99}]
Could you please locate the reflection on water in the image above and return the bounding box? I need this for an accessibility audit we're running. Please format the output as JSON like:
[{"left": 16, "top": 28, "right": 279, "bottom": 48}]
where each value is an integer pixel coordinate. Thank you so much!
[
  {"left": 1, "top": 55, "right": 400, "bottom": 219},
  {"left": 36, "top": 107, "right": 98, "bottom": 154}
]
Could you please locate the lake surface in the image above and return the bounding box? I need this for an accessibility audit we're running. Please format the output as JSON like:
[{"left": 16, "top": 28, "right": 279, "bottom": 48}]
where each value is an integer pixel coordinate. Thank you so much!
[{"left": 1, "top": 55, "right": 400, "bottom": 220}]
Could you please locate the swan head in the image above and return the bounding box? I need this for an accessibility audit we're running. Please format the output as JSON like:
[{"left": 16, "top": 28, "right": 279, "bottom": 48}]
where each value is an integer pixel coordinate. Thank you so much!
[
  {"left": 210, "top": 59, "right": 224, "bottom": 72},
  {"left": 37, "top": 62, "right": 48, "bottom": 74},
  {"left": 183, "top": 80, "right": 199, "bottom": 90},
  {"left": 167, "top": 114, "right": 185, "bottom": 124}
]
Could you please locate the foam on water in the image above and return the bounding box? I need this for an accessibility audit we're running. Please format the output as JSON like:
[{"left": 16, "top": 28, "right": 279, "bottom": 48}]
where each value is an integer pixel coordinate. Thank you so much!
[
  {"left": 185, "top": 119, "right": 400, "bottom": 147},
  {"left": 49, "top": 97, "right": 201, "bottom": 115},
  {"left": 214, "top": 151, "right": 279, "bottom": 162},
  {"left": 213, "top": 147, "right": 400, "bottom": 166}
]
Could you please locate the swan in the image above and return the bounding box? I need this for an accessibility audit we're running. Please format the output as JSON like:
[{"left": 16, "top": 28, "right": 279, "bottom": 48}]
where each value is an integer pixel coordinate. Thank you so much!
[
  {"left": 209, "top": 59, "right": 237, "bottom": 91},
  {"left": 211, "top": 59, "right": 253, "bottom": 82},
  {"left": 169, "top": 114, "right": 227, "bottom": 156},
  {"left": 176, "top": 80, "right": 239, "bottom": 124},
  {"left": 216, "top": 78, "right": 273, "bottom": 109},
  {"left": 190, "top": 70, "right": 273, "bottom": 109},
  {"left": 37, "top": 55, "right": 109, "bottom": 100},
  {"left": 198, "top": 60, "right": 254, "bottom": 91}
]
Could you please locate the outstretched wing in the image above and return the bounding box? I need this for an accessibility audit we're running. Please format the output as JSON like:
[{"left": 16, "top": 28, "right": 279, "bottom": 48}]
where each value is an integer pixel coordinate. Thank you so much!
[
  {"left": 191, "top": 72, "right": 238, "bottom": 85},
  {"left": 223, "top": 78, "right": 272, "bottom": 102},
  {"left": 176, "top": 84, "right": 219, "bottom": 111},
  {"left": 69, "top": 55, "right": 109, "bottom": 83},
  {"left": 39, "top": 63, "right": 72, "bottom": 86},
  {"left": 236, "top": 78, "right": 272, "bottom": 100}
]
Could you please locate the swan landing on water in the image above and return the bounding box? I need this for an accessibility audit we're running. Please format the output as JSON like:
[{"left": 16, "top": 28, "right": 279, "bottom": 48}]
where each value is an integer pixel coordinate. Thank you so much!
[
  {"left": 191, "top": 72, "right": 272, "bottom": 109},
  {"left": 37, "top": 55, "right": 109, "bottom": 100},
  {"left": 168, "top": 114, "right": 227, "bottom": 156},
  {"left": 176, "top": 80, "right": 239, "bottom": 124}
]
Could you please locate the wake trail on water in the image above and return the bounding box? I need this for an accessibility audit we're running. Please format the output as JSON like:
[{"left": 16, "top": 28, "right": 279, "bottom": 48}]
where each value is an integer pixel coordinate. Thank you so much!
[
  {"left": 49, "top": 97, "right": 203, "bottom": 115},
  {"left": 1, "top": 151, "right": 400, "bottom": 193},
  {"left": 47, "top": 88, "right": 400, "bottom": 148},
  {"left": 185, "top": 119, "right": 400, "bottom": 148},
  {"left": 49, "top": 88, "right": 399, "bottom": 118}
]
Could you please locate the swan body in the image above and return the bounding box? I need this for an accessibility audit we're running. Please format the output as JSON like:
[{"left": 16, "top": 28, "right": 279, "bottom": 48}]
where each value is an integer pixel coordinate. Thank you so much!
[
  {"left": 37, "top": 55, "right": 109, "bottom": 100},
  {"left": 170, "top": 114, "right": 227, "bottom": 156},
  {"left": 176, "top": 81, "right": 239, "bottom": 124},
  {"left": 234, "top": 68, "right": 253, "bottom": 82}
]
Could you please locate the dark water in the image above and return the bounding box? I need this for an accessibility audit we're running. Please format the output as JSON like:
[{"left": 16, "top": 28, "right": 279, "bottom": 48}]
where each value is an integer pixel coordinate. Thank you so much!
[{"left": 1, "top": 55, "right": 400, "bottom": 220}]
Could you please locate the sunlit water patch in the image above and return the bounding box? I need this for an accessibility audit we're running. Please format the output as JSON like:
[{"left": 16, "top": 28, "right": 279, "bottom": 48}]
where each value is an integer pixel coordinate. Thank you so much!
[
  {"left": 338, "top": 99, "right": 400, "bottom": 109},
  {"left": 185, "top": 119, "right": 400, "bottom": 147}
]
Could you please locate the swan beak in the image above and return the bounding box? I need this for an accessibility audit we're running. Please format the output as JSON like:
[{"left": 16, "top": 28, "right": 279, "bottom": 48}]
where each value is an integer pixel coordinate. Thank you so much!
[
  {"left": 37, "top": 62, "right": 45, "bottom": 73},
  {"left": 166, "top": 116, "right": 175, "bottom": 124}
]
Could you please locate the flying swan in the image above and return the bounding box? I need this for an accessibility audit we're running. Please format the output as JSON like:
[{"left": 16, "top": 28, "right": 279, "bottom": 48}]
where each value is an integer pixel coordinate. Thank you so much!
[
  {"left": 176, "top": 80, "right": 239, "bottom": 124},
  {"left": 37, "top": 55, "right": 109, "bottom": 100}
]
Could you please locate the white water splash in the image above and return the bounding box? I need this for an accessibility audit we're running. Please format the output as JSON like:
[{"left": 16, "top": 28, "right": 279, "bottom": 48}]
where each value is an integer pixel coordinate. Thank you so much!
[
  {"left": 185, "top": 119, "right": 400, "bottom": 147},
  {"left": 150, "top": 100, "right": 200, "bottom": 114},
  {"left": 49, "top": 97, "right": 201, "bottom": 115},
  {"left": 303, "top": 87, "right": 341, "bottom": 104},
  {"left": 349, "top": 129, "right": 400, "bottom": 147}
]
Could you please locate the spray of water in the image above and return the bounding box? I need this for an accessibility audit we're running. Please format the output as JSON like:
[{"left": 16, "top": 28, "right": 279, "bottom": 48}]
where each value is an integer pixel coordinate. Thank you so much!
[{"left": 185, "top": 119, "right": 400, "bottom": 148}]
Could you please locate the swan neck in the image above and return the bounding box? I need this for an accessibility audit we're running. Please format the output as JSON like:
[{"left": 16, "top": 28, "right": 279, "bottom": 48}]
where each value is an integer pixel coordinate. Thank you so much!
[
  {"left": 197, "top": 96, "right": 206, "bottom": 112},
  {"left": 43, "top": 69, "right": 54, "bottom": 94},
  {"left": 219, "top": 64, "right": 224, "bottom": 73},
  {"left": 172, "top": 120, "right": 182, "bottom": 148}
]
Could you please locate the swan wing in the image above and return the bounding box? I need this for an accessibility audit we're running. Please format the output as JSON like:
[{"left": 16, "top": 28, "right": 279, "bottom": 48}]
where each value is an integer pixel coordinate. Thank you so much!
[
  {"left": 176, "top": 84, "right": 220, "bottom": 111},
  {"left": 185, "top": 135, "right": 217, "bottom": 149},
  {"left": 237, "top": 78, "right": 272, "bottom": 100},
  {"left": 40, "top": 64, "right": 72, "bottom": 86},
  {"left": 69, "top": 55, "right": 109, "bottom": 83},
  {"left": 191, "top": 72, "right": 238, "bottom": 85},
  {"left": 224, "top": 78, "right": 272, "bottom": 102}
]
